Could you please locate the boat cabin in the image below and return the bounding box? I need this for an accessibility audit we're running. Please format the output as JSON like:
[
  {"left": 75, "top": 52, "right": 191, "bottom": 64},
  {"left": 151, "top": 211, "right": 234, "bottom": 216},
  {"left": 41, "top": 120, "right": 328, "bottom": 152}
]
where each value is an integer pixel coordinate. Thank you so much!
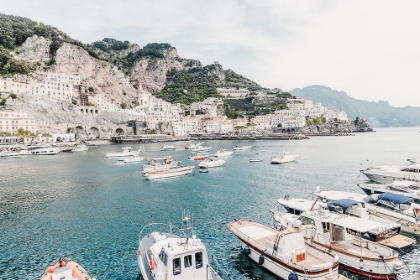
[{"left": 364, "top": 192, "right": 420, "bottom": 218}]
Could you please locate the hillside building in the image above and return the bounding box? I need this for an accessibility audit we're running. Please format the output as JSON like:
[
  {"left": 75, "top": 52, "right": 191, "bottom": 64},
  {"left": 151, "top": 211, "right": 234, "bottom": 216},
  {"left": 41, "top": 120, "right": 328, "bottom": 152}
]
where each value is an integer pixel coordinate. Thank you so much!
[{"left": 0, "top": 111, "right": 36, "bottom": 134}]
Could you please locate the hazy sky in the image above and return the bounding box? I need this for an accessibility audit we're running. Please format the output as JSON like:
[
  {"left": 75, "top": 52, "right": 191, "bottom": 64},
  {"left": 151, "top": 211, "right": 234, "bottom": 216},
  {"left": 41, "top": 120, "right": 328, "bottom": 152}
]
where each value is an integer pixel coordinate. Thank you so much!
[{"left": 3, "top": 0, "right": 420, "bottom": 107}]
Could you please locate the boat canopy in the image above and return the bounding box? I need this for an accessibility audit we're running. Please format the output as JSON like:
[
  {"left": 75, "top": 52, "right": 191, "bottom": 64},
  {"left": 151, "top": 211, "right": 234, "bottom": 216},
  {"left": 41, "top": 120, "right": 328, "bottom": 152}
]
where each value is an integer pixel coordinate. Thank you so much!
[
  {"left": 327, "top": 199, "right": 363, "bottom": 214},
  {"left": 377, "top": 192, "right": 413, "bottom": 205}
]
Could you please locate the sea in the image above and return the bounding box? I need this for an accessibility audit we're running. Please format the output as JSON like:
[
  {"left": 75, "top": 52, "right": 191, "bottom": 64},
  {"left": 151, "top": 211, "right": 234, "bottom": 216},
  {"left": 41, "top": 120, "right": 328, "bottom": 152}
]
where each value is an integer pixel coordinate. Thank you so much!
[{"left": 1, "top": 127, "right": 420, "bottom": 280}]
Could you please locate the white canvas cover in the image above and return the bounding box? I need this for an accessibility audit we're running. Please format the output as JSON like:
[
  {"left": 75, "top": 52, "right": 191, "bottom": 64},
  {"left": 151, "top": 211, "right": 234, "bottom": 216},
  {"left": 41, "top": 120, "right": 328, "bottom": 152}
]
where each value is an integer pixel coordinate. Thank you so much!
[
  {"left": 237, "top": 225, "right": 274, "bottom": 240},
  {"left": 279, "top": 233, "right": 305, "bottom": 256}
]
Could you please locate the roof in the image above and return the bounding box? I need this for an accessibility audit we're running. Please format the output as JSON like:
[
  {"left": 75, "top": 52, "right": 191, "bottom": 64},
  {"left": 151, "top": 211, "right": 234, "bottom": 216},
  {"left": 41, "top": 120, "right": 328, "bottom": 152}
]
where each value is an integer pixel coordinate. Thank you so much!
[
  {"left": 377, "top": 192, "right": 413, "bottom": 205},
  {"left": 331, "top": 216, "right": 391, "bottom": 233},
  {"left": 327, "top": 199, "right": 362, "bottom": 213}
]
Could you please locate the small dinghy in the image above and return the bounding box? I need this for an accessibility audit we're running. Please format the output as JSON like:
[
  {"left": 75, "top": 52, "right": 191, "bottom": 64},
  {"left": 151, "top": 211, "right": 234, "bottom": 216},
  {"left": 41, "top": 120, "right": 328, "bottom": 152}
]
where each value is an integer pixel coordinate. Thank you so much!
[
  {"left": 199, "top": 168, "right": 209, "bottom": 173},
  {"left": 40, "top": 257, "right": 95, "bottom": 280},
  {"left": 249, "top": 158, "right": 263, "bottom": 162}
]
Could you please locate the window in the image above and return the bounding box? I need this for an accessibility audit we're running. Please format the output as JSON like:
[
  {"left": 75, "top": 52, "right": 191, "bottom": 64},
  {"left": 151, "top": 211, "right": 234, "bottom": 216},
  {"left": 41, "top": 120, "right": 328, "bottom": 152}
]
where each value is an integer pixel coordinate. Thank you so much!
[
  {"left": 195, "top": 252, "right": 203, "bottom": 269},
  {"left": 300, "top": 216, "right": 315, "bottom": 226},
  {"left": 158, "top": 250, "right": 168, "bottom": 266},
  {"left": 184, "top": 255, "right": 192, "bottom": 268},
  {"left": 173, "top": 257, "right": 181, "bottom": 275}
]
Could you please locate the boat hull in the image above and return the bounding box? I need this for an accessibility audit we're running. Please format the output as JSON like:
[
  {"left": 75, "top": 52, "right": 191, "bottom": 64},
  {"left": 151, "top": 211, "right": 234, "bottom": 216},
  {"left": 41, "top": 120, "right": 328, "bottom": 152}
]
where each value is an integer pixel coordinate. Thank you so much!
[
  {"left": 31, "top": 147, "right": 60, "bottom": 155},
  {"left": 144, "top": 166, "right": 194, "bottom": 179}
]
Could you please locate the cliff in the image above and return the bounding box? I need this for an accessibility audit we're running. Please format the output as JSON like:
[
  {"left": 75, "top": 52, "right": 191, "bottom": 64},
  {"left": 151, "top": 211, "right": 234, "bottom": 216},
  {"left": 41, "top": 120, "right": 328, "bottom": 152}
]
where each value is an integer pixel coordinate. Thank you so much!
[{"left": 299, "top": 119, "right": 373, "bottom": 134}]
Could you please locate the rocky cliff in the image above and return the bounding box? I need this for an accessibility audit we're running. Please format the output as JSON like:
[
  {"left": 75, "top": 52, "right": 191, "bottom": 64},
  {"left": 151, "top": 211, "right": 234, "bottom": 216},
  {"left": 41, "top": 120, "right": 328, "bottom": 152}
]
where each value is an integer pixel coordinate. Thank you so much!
[{"left": 299, "top": 119, "right": 373, "bottom": 134}]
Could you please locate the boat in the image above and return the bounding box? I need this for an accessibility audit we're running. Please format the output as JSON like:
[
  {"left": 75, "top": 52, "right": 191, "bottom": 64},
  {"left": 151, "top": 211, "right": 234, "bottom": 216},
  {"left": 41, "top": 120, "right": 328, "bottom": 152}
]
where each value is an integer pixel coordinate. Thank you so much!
[
  {"left": 0, "top": 150, "right": 21, "bottom": 158},
  {"left": 72, "top": 144, "right": 89, "bottom": 152},
  {"left": 228, "top": 219, "right": 342, "bottom": 280},
  {"left": 39, "top": 257, "right": 96, "bottom": 280},
  {"left": 142, "top": 156, "right": 178, "bottom": 173},
  {"left": 358, "top": 181, "right": 420, "bottom": 203},
  {"left": 198, "top": 157, "right": 225, "bottom": 168},
  {"left": 105, "top": 146, "right": 141, "bottom": 157},
  {"left": 199, "top": 168, "right": 209, "bottom": 173},
  {"left": 188, "top": 153, "right": 212, "bottom": 161},
  {"left": 160, "top": 144, "right": 176, "bottom": 151},
  {"left": 214, "top": 149, "right": 233, "bottom": 157},
  {"left": 137, "top": 212, "right": 224, "bottom": 280},
  {"left": 314, "top": 187, "right": 420, "bottom": 235},
  {"left": 190, "top": 146, "right": 211, "bottom": 153},
  {"left": 272, "top": 200, "right": 403, "bottom": 278},
  {"left": 143, "top": 165, "right": 194, "bottom": 180},
  {"left": 361, "top": 163, "right": 420, "bottom": 183},
  {"left": 249, "top": 158, "right": 263, "bottom": 162},
  {"left": 23, "top": 144, "right": 61, "bottom": 155},
  {"left": 407, "top": 158, "right": 420, "bottom": 164},
  {"left": 271, "top": 151, "right": 299, "bottom": 164},
  {"left": 185, "top": 141, "right": 204, "bottom": 150},
  {"left": 233, "top": 145, "right": 252, "bottom": 151},
  {"left": 276, "top": 196, "right": 415, "bottom": 249},
  {"left": 121, "top": 155, "right": 145, "bottom": 163}
]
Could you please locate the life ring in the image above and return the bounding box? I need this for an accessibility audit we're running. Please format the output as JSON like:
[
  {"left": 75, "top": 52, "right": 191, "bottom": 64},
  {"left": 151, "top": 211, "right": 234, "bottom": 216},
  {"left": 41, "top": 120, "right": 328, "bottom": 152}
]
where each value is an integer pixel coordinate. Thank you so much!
[{"left": 149, "top": 255, "right": 155, "bottom": 270}]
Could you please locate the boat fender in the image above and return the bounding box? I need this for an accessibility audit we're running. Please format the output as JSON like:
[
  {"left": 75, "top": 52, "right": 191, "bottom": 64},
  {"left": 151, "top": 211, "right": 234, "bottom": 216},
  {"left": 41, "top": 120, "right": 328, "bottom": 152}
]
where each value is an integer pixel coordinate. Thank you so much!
[
  {"left": 395, "top": 261, "right": 403, "bottom": 270},
  {"left": 149, "top": 255, "right": 155, "bottom": 270},
  {"left": 258, "top": 254, "right": 264, "bottom": 266},
  {"left": 359, "top": 259, "right": 364, "bottom": 269},
  {"left": 362, "top": 233, "right": 371, "bottom": 240},
  {"left": 243, "top": 246, "right": 251, "bottom": 256},
  {"left": 288, "top": 271, "right": 298, "bottom": 280}
]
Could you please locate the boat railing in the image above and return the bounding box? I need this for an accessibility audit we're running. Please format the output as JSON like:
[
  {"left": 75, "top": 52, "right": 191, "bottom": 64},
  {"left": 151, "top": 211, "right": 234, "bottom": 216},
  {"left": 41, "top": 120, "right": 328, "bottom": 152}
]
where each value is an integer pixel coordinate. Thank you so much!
[{"left": 138, "top": 223, "right": 185, "bottom": 245}]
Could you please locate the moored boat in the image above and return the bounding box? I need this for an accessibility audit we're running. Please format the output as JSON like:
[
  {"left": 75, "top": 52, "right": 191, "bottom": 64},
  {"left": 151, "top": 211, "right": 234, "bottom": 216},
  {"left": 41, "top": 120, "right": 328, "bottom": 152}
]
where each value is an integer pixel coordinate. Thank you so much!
[
  {"left": 143, "top": 165, "right": 194, "bottom": 179},
  {"left": 21, "top": 144, "right": 60, "bottom": 155},
  {"left": 142, "top": 156, "right": 178, "bottom": 173},
  {"left": 190, "top": 146, "right": 211, "bottom": 153},
  {"left": 185, "top": 141, "right": 204, "bottom": 150},
  {"left": 228, "top": 219, "right": 342, "bottom": 280},
  {"left": 105, "top": 146, "right": 140, "bottom": 157},
  {"left": 39, "top": 257, "right": 96, "bottom": 280},
  {"left": 72, "top": 144, "right": 89, "bottom": 152},
  {"left": 214, "top": 149, "right": 233, "bottom": 157},
  {"left": 198, "top": 157, "right": 225, "bottom": 168},
  {"left": 249, "top": 158, "right": 263, "bottom": 162},
  {"left": 271, "top": 151, "right": 299, "bottom": 164},
  {"left": 358, "top": 181, "right": 420, "bottom": 203},
  {"left": 188, "top": 153, "right": 212, "bottom": 161},
  {"left": 160, "top": 144, "right": 176, "bottom": 151},
  {"left": 361, "top": 164, "right": 420, "bottom": 183},
  {"left": 122, "top": 155, "right": 145, "bottom": 163},
  {"left": 233, "top": 145, "right": 252, "bottom": 151},
  {"left": 0, "top": 149, "right": 21, "bottom": 158}
]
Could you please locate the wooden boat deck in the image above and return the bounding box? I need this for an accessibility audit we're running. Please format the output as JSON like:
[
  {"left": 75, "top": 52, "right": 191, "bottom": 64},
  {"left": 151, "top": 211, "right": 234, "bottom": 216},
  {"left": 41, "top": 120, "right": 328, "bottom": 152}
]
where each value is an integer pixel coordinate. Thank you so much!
[
  {"left": 377, "top": 234, "right": 415, "bottom": 248},
  {"left": 332, "top": 239, "right": 379, "bottom": 258}
]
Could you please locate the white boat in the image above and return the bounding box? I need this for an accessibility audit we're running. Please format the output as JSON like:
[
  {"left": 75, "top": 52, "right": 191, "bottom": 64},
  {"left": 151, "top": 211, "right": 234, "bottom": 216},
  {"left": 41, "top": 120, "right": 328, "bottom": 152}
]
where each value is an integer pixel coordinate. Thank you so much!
[
  {"left": 198, "top": 157, "right": 225, "bottom": 168},
  {"left": 142, "top": 156, "right": 178, "bottom": 173},
  {"left": 272, "top": 200, "right": 403, "bottom": 278},
  {"left": 228, "top": 219, "right": 342, "bottom": 280},
  {"left": 143, "top": 165, "right": 194, "bottom": 180},
  {"left": 233, "top": 145, "right": 252, "bottom": 151},
  {"left": 271, "top": 151, "right": 299, "bottom": 164},
  {"left": 358, "top": 181, "right": 420, "bottom": 203},
  {"left": 105, "top": 146, "right": 141, "bottom": 157},
  {"left": 190, "top": 146, "right": 211, "bottom": 153},
  {"left": 40, "top": 257, "right": 96, "bottom": 280},
  {"left": 137, "top": 213, "right": 224, "bottom": 280},
  {"left": 0, "top": 150, "right": 21, "bottom": 158},
  {"left": 314, "top": 188, "right": 420, "bottom": 235},
  {"left": 361, "top": 163, "right": 420, "bottom": 183},
  {"left": 72, "top": 144, "right": 89, "bottom": 152},
  {"left": 249, "top": 158, "right": 263, "bottom": 162},
  {"left": 407, "top": 158, "right": 420, "bottom": 164},
  {"left": 160, "top": 144, "right": 176, "bottom": 151},
  {"left": 276, "top": 196, "right": 415, "bottom": 249},
  {"left": 214, "top": 149, "right": 233, "bottom": 157},
  {"left": 23, "top": 145, "right": 60, "bottom": 155},
  {"left": 185, "top": 141, "right": 204, "bottom": 150},
  {"left": 121, "top": 155, "right": 145, "bottom": 163}
]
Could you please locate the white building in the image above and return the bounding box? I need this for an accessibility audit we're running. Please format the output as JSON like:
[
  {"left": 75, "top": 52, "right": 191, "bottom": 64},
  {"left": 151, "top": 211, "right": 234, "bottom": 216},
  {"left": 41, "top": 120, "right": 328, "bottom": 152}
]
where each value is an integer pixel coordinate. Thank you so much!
[
  {"left": 323, "top": 109, "right": 348, "bottom": 122},
  {"left": 217, "top": 88, "right": 250, "bottom": 99},
  {"left": 0, "top": 111, "right": 36, "bottom": 133}
]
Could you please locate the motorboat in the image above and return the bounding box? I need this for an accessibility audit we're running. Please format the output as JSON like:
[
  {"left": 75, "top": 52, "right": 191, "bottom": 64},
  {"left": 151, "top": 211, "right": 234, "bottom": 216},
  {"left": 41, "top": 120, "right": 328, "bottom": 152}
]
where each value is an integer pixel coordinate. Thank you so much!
[
  {"left": 105, "top": 146, "right": 141, "bottom": 157},
  {"left": 143, "top": 165, "right": 194, "bottom": 180},
  {"left": 39, "top": 257, "right": 96, "bottom": 280},
  {"left": 72, "top": 144, "right": 89, "bottom": 152},
  {"left": 249, "top": 158, "right": 263, "bottom": 162},
  {"left": 199, "top": 168, "right": 209, "bottom": 173},
  {"left": 361, "top": 164, "right": 420, "bottom": 183},
  {"left": 190, "top": 146, "right": 211, "bottom": 153},
  {"left": 358, "top": 181, "right": 420, "bottom": 203},
  {"left": 121, "top": 155, "right": 145, "bottom": 163},
  {"left": 185, "top": 141, "right": 204, "bottom": 150},
  {"left": 276, "top": 196, "right": 415, "bottom": 249},
  {"left": 23, "top": 144, "right": 60, "bottom": 155},
  {"left": 0, "top": 150, "right": 21, "bottom": 158},
  {"left": 407, "top": 158, "right": 420, "bottom": 164},
  {"left": 228, "top": 219, "right": 342, "bottom": 280},
  {"left": 142, "top": 156, "right": 178, "bottom": 173},
  {"left": 214, "top": 149, "right": 233, "bottom": 157},
  {"left": 271, "top": 202, "right": 403, "bottom": 278},
  {"left": 198, "top": 157, "right": 225, "bottom": 168},
  {"left": 188, "top": 153, "right": 212, "bottom": 161},
  {"left": 137, "top": 212, "right": 224, "bottom": 280},
  {"left": 160, "top": 144, "right": 176, "bottom": 151},
  {"left": 271, "top": 151, "right": 299, "bottom": 164},
  {"left": 233, "top": 145, "right": 252, "bottom": 151},
  {"left": 314, "top": 187, "right": 420, "bottom": 235}
]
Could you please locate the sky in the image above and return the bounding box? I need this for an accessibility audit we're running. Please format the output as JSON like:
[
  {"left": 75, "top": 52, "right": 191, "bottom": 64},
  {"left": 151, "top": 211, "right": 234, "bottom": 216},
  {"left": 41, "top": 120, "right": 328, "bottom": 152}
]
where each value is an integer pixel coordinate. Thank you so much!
[{"left": 3, "top": 0, "right": 420, "bottom": 107}]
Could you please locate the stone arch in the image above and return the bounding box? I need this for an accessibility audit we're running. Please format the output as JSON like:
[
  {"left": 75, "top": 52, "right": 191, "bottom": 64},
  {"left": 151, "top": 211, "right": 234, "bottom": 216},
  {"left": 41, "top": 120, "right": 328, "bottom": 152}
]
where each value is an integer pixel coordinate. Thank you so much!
[
  {"left": 88, "top": 127, "right": 100, "bottom": 140},
  {"left": 115, "top": 128, "right": 125, "bottom": 135}
]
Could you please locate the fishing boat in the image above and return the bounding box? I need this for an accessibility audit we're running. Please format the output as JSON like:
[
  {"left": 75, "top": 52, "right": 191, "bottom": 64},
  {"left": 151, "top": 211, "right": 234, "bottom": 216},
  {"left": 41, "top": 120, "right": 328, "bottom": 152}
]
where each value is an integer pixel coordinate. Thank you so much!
[
  {"left": 137, "top": 212, "right": 224, "bottom": 280},
  {"left": 358, "top": 181, "right": 420, "bottom": 203},
  {"left": 228, "top": 219, "right": 342, "bottom": 280},
  {"left": 361, "top": 164, "right": 420, "bottom": 183},
  {"left": 233, "top": 145, "right": 252, "bottom": 151},
  {"left": 314, "top": 187, "right": 420, "bottom": 235},
  {"left": 271, "top": 203, "right": 403, "bottom": 279},
  {"left": 39, "top": 257, "right": 96, "bottom": 280},
  {"left": 105, "top": 146, "right": 140, "bottom": 157},
  {"left": 72, "top": 144, "right": 89, "bottom": 152},
  {"left": 214, "top": 149, "right": 233, "bottom": 157},
  {"left": 198, "top": 157, "right": 225, "bottom": 168},
  {"left": 276, "top": 196, "right": 415, "bottom": 249},
  {"left": 143, "top": 164, "right": 194, "bottom": 179},
  {"left": 185, "top": 141, "right": 204, "bottom": 150},
  {"left": 249, "top": 158, "right": 263, "bottom": 162},
  {"left": 142, "top": 156, "right": 178, "bottom": 173},
  {"left": 271, "top": 151, "right": 299, "bottom": 164}
]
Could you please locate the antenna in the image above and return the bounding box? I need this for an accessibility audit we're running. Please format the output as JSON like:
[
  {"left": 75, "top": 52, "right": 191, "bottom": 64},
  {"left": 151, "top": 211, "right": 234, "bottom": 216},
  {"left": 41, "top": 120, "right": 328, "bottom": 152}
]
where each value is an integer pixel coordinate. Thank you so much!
[{"left": 182, "top": 210, "right": 191, "bottom": 245}]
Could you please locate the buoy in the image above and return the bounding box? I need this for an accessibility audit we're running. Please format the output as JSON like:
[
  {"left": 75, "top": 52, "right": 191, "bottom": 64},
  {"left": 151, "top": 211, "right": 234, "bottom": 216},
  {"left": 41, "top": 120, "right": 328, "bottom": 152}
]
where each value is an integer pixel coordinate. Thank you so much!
[
  {"left": 362, "top": 233, "right": 371, "bottom": 240},
  {"left": 258, "top": 254, "right": 264, "bottom": 266},
  {"left": 395, "top": 261, "right": 403, "bottom": 270},
  {"left": 243, "top": 246, "right": 251, "bottom": 256},
  {"left": 288, "top": 271, "right": 298, "bottom": 280}
]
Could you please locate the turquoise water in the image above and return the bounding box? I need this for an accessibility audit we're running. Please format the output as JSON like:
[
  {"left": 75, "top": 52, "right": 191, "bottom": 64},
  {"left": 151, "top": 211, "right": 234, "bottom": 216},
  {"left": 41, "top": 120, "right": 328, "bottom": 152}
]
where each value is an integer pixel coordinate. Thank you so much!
[{"left": 1, "top": 127, "right": 420, "bottom": 279}]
